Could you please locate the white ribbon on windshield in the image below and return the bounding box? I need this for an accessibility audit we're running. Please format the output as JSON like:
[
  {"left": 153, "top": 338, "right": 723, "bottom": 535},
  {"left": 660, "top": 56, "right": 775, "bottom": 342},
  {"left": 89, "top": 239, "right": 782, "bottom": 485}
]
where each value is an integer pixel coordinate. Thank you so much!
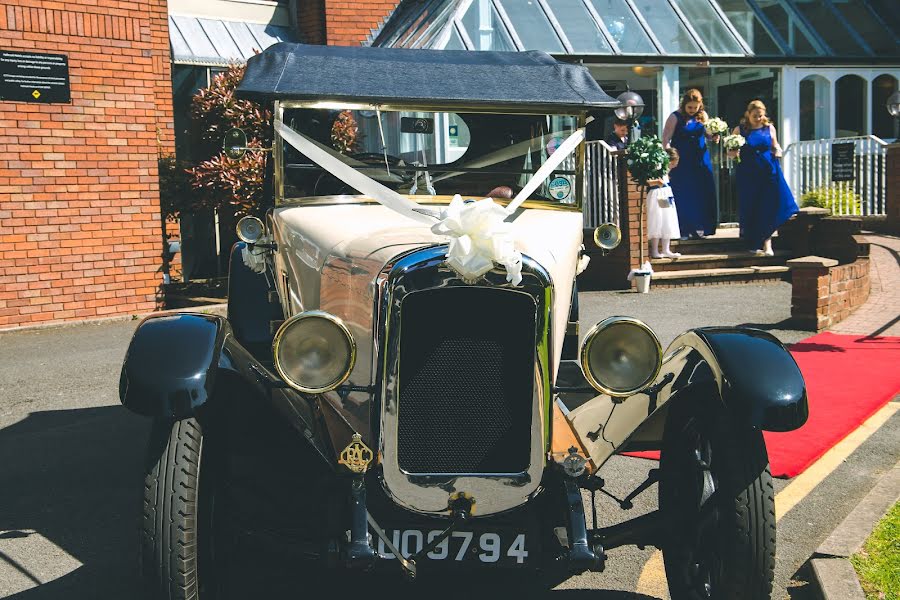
[
  {"left": 506, "top": 128, "right": 584, "bottom": 214},
  {"left": 276, "top": 121, "right": 584, "bottom": 285},
  {"left": 275, "top": 121, "right": 437, "bottom": 224}
]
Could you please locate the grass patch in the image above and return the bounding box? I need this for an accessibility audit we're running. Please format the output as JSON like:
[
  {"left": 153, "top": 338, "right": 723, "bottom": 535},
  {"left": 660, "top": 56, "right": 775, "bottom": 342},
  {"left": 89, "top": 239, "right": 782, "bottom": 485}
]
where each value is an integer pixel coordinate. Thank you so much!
[{"left": 851, "top": 500, "right": 899, "bottom": 600}]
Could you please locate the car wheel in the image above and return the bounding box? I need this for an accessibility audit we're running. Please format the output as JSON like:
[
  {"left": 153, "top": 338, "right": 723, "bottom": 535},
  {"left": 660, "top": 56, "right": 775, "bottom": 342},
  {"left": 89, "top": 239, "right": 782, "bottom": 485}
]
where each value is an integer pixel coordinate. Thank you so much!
[
  {"left": 141, "top": 417, "right": 218, "bottom": 600},
  {"left": 659, "top": 403, "right": 776, "bottom": 600}
]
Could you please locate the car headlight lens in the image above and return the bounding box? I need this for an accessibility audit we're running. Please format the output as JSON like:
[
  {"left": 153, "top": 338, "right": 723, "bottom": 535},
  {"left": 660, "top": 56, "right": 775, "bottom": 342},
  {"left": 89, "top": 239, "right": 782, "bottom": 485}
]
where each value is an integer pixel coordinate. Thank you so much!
[
  {"left": 580, "top": 316, "right": 662, "bottom": 397},
  {"left": 273, "top": 311, "right": 356, "bottom": 393},
  {"left": 236, "top": 216, "right": 264, "bottom": 244}
]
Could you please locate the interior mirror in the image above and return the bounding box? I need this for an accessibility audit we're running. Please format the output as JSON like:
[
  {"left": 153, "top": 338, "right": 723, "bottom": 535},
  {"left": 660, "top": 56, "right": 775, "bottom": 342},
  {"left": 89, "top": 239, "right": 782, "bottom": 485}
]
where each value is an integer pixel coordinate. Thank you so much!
[{"left": 224, "top": 128, "right": 248, "bottom": 159}]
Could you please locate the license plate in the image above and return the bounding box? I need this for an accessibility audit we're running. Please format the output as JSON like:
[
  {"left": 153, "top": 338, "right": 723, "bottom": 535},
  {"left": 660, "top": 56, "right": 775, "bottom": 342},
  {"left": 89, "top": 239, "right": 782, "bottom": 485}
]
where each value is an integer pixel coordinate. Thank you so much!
[{"left": 377, "top": 529, "right": 529, "bottom": 566}]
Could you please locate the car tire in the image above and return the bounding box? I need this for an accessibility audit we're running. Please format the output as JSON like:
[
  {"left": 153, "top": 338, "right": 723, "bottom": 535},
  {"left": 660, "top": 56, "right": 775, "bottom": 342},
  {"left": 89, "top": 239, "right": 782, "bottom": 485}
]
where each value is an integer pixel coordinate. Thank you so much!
[
  {"left": 141, "top": 417, "right": 216, "bottom": 600},
  {"left": 659, "top": 403, "right": 776, "bottom": 600}
]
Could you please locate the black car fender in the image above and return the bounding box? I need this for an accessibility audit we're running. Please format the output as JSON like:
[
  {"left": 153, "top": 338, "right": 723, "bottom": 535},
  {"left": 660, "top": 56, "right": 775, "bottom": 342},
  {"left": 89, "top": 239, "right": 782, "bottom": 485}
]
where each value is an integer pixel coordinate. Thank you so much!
[
  {"left": 565, "top": 327, "right": 808, "bottom": 467},
  {"left": 665, "top": 327, "right": 809, "bottom": 432},
  {"left": 118, "top": 312, "right": 232, "bottom": 418}
]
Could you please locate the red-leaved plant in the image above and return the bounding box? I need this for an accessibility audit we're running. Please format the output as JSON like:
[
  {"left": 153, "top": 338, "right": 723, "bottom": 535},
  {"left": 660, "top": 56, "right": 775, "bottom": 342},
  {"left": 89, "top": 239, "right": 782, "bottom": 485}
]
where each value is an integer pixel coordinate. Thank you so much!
[
  {"left": 188, "top": 62, "right": 272, "bottom": 216},
  {"left": 331, "top": 110, "right": 360, "bottom": 154}
]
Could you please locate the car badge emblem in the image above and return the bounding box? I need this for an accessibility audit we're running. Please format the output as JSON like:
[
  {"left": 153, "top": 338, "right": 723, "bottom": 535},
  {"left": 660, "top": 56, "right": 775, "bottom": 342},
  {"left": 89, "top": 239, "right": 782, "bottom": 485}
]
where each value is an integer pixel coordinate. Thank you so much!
[{"left": 339, "top": 433, "right": 373, "bottom": 473}]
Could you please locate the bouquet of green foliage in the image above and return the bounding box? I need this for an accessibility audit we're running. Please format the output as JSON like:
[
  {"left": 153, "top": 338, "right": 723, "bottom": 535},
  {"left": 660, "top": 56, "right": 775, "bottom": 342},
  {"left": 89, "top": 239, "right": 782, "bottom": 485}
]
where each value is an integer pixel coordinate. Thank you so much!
[{"left": 626, "top": 136, "right": 669, "bottom": 186}]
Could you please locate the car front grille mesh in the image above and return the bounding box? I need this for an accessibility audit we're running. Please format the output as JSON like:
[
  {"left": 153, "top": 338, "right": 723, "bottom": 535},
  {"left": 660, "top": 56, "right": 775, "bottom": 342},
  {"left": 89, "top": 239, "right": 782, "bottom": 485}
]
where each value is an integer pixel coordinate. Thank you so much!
[{"left": 397, "top": 287, "right": 536, "bottom": 474}]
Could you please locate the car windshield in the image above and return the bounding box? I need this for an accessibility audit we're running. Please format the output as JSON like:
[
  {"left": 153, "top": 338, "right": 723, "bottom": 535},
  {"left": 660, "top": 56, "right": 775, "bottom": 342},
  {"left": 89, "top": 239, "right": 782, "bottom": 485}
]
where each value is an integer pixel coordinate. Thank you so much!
[{"left": 280, "top": 107, "right": 581, "bottom": 205}]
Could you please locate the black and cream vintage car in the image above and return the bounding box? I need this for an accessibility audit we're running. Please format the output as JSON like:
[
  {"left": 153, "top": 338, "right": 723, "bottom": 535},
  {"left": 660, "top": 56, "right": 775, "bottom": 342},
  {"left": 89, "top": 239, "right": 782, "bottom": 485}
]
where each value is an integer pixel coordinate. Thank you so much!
[{"left": 120, "top": 44, "right": 808, "bottom": 599}]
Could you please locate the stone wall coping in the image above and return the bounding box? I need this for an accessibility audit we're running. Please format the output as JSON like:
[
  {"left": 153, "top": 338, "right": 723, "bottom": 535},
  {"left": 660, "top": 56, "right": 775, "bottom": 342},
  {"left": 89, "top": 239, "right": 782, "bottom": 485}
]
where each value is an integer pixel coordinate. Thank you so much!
[
  {"left": 798, "top": 207, "right": 831, "bottom": 217},
  {"left": 787, "top": 255, "right": 840, "bottom": 269}
]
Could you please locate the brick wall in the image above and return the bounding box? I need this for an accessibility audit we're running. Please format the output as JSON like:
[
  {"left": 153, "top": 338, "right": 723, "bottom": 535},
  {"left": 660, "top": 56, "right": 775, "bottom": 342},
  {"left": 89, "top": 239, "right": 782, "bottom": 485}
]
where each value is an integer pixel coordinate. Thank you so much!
[
  {"left": 789, "top": 257, "right": 871, "bottom": 331},
  {"left": 325, "top": 0, "right": 399, "bottom": 46},
  {"left": 887, "top": 144, "right": 900, "bottom": 235},
  {"left": 297, "top": 0, "right": 326, "bottom": 45},
  {"left": 0, "top": 0, "right": 173, "bottom": 329}
]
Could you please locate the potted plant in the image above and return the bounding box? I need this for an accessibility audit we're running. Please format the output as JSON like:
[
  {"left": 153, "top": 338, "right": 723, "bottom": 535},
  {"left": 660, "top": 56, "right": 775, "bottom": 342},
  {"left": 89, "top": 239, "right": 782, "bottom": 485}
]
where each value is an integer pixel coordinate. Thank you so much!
[{"left": 625, "top": 136, "right": 670, "bottom": 292}]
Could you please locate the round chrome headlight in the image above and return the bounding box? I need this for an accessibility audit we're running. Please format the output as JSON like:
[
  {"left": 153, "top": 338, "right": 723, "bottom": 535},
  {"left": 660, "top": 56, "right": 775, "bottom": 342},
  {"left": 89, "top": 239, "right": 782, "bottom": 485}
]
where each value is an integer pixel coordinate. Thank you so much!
[
  {"left": 236, "top": 216, "right": 264, "bottom": 244},
  {"left": 273, "top": 311, "right": 356, "bottom": 394},
  {"left": 580, "top": 316, "right": 662, "bottom": 397}
]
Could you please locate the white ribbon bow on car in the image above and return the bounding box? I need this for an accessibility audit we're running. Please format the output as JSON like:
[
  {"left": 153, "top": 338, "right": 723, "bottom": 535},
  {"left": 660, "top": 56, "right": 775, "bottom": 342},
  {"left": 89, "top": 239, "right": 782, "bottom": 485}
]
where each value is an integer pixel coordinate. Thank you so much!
[{"left": 275, "top": 121, "right": 585, "bottom": 287}]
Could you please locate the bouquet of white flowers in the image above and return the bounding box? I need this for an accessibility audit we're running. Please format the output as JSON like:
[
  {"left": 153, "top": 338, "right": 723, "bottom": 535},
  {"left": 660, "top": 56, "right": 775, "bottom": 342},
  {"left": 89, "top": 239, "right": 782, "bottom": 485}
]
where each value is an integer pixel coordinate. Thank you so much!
[
  {"left": 723, "top": 133, "right": 746, "bottom": 162},
  {"left": 705, "top": 117, "right": 729, "bottom": 137}
]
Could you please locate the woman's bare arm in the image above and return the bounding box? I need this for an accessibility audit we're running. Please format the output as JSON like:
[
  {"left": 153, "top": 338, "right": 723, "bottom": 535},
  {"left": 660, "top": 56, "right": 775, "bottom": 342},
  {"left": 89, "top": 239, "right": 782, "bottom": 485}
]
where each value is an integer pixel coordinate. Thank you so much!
[
  {"left": 661, "top": 113, "right": 677, "bottom": 148},
  {"left": 769, "top": 124, "right": 783, "bottom": 157}
]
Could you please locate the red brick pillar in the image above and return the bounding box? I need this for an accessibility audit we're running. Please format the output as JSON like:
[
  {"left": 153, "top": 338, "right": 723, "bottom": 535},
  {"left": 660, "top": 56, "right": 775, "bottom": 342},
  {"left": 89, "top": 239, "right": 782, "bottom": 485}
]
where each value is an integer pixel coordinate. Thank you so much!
[
  {"left": 324, "top": 0, "right": 399, "bottom": 46},
  {"left": 623, "top": 173, "right": 646, "bottom": 289},
  {"left": 886, "top": 143, "right": 900, "bottom": 235},
  {"left": 788, "top": 256, "right": 838, "bottom": 331}
]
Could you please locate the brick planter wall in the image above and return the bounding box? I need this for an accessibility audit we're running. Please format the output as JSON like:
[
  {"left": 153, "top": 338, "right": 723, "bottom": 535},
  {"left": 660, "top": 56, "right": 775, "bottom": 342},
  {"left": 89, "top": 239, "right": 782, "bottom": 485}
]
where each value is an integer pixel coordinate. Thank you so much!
[
  {"left": 887, "top": 144, "right": 900, "bottom": 235},
  {"left": 0, "top": 0, "right": 173, "bottom": 330},
  {"left": 789, "top": 256, "right": 871, "bottom": 331}
]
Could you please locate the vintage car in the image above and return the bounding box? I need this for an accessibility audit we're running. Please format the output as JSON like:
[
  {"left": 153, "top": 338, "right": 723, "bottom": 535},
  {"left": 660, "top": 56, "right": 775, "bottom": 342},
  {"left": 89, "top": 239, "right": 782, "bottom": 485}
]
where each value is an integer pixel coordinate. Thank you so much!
[{"left": 119, "top": 43, "right": 808, "bottom": 599}]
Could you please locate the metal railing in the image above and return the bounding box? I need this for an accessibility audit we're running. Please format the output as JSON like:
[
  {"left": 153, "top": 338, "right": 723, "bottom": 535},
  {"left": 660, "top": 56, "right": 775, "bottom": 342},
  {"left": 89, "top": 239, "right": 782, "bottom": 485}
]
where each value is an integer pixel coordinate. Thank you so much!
[
  {"left": 783, "top": 136, "right": 889, "bottom": 216},
  {"left": 583, "top": 140, "right": 621, "bottom": 228}
]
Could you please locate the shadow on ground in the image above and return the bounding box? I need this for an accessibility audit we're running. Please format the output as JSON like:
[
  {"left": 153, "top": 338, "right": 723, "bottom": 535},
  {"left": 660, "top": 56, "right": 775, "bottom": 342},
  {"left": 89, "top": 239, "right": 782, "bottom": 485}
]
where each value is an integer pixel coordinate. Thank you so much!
[{"left": 0, "top": 406, "right": 658, "bottom": 600}]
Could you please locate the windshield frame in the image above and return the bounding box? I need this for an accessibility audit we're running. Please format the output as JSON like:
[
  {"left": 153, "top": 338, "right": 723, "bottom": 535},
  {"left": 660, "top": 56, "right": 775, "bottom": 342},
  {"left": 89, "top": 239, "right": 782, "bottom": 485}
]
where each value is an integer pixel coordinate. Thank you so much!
[{"left": 272, "top": 100, "right": 588, "bottom": 211}]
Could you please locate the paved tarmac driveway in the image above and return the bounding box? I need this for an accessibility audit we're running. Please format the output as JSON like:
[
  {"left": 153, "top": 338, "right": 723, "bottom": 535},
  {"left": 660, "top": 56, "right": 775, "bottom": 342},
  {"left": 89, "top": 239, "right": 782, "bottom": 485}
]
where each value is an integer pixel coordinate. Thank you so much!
[{"left": 0, "top": 282, "right": 896, "bottom": 599}]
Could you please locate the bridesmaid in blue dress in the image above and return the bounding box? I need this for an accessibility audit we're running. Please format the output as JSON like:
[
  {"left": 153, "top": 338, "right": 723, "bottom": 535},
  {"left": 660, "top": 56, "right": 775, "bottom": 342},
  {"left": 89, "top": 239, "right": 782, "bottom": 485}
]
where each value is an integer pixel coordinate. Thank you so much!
[
  {"left": 662, "top": 89, "right": 718, "bottom": 239},
  {"left": 731, "top": 100, "right": 799, "bottom": 256}
]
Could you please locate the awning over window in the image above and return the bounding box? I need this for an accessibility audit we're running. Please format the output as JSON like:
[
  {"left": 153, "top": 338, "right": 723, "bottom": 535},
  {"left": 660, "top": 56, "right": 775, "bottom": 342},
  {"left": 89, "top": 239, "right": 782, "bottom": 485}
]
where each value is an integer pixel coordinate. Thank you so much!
[
  {"left": 373, "top": 0, "right": 900, "bottom": 60},
  {"left": 169, "top": 15, "right": 298, "bottom": 66}
]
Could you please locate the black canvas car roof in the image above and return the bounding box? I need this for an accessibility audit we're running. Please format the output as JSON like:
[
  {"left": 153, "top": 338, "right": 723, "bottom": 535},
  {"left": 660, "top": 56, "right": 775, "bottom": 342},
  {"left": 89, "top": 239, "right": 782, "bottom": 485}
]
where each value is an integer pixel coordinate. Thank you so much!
[{"left": 236, "top": 43, "right": 618, "bottom": 111}]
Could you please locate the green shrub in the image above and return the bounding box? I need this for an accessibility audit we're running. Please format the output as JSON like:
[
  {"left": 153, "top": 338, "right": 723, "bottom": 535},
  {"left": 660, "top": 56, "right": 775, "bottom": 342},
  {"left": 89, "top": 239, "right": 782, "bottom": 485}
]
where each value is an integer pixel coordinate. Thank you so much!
[{"left": 800, "top": 185, "right": 863, "bottom": 214}]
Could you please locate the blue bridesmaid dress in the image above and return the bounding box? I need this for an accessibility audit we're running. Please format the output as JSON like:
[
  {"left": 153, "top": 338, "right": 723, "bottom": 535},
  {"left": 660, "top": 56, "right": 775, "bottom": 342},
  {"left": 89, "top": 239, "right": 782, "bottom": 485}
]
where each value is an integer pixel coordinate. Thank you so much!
[
  {"left": 668, "top": 111, "right": 716, "bottom": 237},
  {"left": 736, "top": 126, "right": 799, "bottom": 250}
]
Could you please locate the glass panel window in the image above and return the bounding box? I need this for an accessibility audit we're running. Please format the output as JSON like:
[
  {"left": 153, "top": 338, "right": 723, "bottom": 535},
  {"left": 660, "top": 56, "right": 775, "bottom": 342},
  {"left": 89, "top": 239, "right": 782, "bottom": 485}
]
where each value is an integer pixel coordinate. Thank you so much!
[
  {"left": 496, "top": 0, "right": 565, "bottom": 52},
  {"left": 630, "top": 0, "right": 701, "bottom": 55},
  {"left": 872, "top": 74, "right": 899, "bottom": 140},
  {"left": 865, "top": 0, "right": 900, "bottom": 38},
  {"left": 461, "top": 0, "right": 517, "bottom": 51},
  {"left": 443, "top": 24, "right": 467, "bottom": 49},
  {"left": 792, "top": 0, "right": 866, "bottom": 55},
  {"left": 545, "top": 0, "right": 612, "bottom": 54},
  {"left": 835, "top": 75, "right": 866, "bottom": 137},
  {"left": 717, "top": 0, "right": 784, "bottom": 55},
  {"left": 754, "top": 0, "right": 821, "bottom": 55},
  {"left": 831, "top": 0, "right": 900, "bottom": 55},
  {"left": 669, "top": 0, "right": 744, "bottom": 55},
  {"left": 799, "top": 76, "right": 830, "bottom": 140},
  {"left": 588, "top": 0, "right": 657, "bottom": 54}
]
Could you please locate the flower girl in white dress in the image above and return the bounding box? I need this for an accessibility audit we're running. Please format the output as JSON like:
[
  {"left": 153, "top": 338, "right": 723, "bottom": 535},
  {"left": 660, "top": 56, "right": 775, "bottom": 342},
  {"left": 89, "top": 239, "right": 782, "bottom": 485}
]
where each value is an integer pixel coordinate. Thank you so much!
[{"left": 647, "top": 148, "right": 682, "bottom": 258}]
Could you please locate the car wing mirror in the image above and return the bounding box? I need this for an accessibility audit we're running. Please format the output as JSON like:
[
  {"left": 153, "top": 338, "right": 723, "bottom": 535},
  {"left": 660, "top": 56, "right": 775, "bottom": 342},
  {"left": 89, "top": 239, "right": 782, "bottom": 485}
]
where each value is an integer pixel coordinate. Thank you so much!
[{"left": 224, "top": 128, "right": 248, "bottom": 159}]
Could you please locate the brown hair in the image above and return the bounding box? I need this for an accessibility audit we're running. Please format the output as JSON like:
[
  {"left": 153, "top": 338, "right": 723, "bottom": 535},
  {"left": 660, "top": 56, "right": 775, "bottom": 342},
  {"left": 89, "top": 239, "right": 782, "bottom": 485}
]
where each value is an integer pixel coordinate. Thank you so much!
[
  {"left": 666, "top": 147, "right": 680, "bottom": 162},
  {"left": 679, "top": 88, "right": 708, "bottom": 123},
  {"left": 740, "top": 99, "right": 771, "bottom": 129}
]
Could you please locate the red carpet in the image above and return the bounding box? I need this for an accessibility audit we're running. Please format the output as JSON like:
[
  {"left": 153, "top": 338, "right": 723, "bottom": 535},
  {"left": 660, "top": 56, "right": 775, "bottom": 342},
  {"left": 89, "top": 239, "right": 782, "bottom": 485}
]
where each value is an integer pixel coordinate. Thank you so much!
[{"left": 624, "top": 332, "right": 900, "bottom": 478}]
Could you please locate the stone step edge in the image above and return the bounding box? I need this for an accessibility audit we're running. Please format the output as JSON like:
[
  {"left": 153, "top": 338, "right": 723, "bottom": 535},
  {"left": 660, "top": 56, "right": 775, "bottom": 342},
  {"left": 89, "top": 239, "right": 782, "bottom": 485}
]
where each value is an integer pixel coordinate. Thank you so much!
[
  {"left": 651, "top": 266, "right": 790, "bottom": 280},
  {"left": 650, "top": 251, "right": 790, "bottom": 265}
]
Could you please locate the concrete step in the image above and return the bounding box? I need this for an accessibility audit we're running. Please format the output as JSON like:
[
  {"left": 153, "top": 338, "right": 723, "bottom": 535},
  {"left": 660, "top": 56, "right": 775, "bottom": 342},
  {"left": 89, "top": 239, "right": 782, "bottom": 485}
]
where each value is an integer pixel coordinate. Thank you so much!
[
  {"left": 650, "top": 265, "right": 791, "bottom": 288},
  {"left": 649, "top": 250, "right": 791, "bottom": 272},
  {"left": 669, "top": 236, "right": 746, "bottom": 255}
]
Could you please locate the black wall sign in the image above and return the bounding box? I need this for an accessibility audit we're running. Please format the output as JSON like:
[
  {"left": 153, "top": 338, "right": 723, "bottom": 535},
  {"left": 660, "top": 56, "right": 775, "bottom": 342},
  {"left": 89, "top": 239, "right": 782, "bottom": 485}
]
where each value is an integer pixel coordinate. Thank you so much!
[
  {"left": 831, "top": 142, "right": 855, "bottom": 182},
  {"left": 0, "top": 51, "right": 70, "bottom": 103}
]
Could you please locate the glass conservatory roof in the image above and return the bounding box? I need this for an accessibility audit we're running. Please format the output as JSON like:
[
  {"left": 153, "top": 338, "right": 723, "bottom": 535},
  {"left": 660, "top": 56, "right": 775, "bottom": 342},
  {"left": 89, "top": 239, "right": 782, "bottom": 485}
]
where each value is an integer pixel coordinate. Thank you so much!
[{"left": 373, "top": 0, "right": 900, "bottom": 59}]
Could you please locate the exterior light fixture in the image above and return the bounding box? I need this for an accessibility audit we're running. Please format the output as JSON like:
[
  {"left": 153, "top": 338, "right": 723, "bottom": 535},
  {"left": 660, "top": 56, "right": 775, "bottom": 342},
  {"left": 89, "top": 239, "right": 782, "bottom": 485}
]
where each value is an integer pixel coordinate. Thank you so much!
[
  {"left": 887, "top": 90, "right": 900, "bottom": 118},
  {"left": 615, "top": 90, "right": 645, "bottom": 121}
]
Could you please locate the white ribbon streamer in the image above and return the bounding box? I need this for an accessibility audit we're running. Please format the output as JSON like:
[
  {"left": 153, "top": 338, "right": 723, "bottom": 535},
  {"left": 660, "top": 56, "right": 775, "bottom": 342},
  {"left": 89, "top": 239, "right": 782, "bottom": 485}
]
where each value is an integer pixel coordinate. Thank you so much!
[
  {"left": 275, "top": 121, "right": 437, "bottom": 224},
  {"left": 507, "top": 128, "right": 585, "bottom": 214},
  {"left": 275, "top": 121, "right": 585, "bottom": 286}
]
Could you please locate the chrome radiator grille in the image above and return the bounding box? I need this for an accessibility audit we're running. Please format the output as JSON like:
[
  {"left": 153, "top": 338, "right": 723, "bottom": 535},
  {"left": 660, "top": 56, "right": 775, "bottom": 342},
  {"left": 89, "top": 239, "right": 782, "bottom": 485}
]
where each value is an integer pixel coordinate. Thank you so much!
[{"left": 396, "top": 287, "right": 536, "bottom": 475}]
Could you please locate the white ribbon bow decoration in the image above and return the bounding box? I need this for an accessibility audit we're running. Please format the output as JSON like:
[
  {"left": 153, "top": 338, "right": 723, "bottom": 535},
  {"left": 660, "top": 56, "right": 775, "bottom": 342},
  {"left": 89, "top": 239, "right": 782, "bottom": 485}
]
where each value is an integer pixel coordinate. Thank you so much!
[{"left": 431, "top": 195, "right": 523, "bottom": 285}]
